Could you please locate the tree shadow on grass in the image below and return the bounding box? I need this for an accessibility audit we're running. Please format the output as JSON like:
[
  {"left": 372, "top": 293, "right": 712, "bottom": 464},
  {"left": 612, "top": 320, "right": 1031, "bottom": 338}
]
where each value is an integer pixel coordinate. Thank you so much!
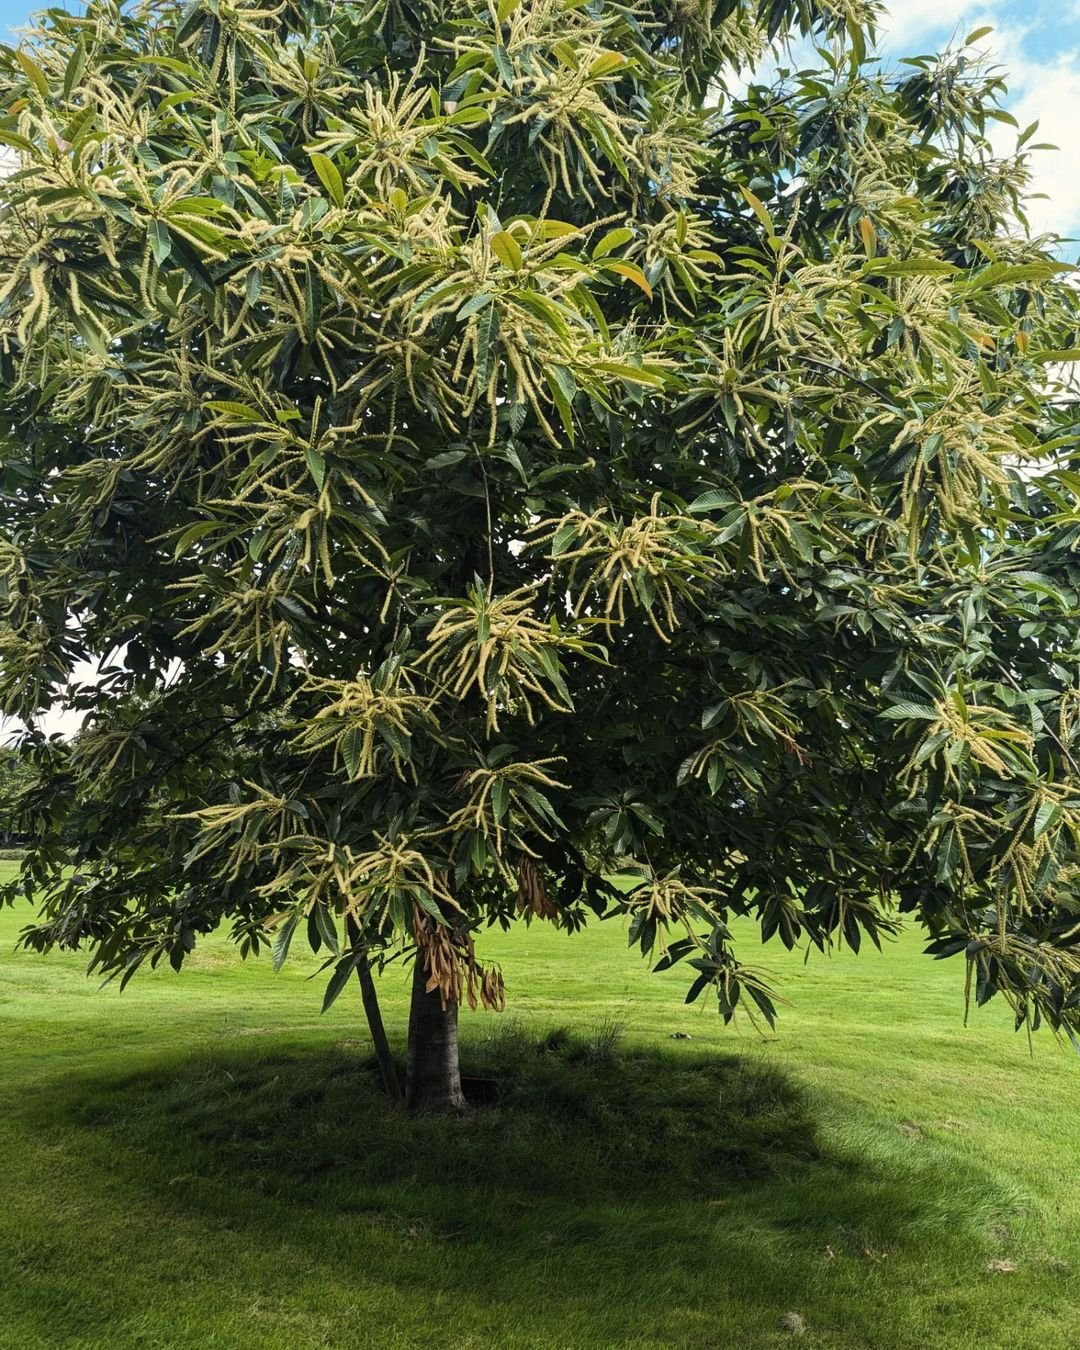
[{"left": 10, "top": 1023, "right": 1028, "bottom": 1348}]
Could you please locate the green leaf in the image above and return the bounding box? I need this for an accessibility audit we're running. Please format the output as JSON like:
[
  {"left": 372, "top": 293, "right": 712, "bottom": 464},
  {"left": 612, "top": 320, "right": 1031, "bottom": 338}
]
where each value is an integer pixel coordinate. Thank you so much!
[
  {"left": 149, "top": 219, "right": 173, "bottom": 265},
  {"left": 685, "top": 973, "right": 711, "bottom": 1004},
  {"left": 881, "top": 703, "right": 940, "bottom": 720},
  {"left": 688, "top": 490, "right": 735, "bottom": 514},
  {"left": 169, "top": 234, "right": 216, "bottom": 292},
  {"left": 62, "top": 38, "right": 86, "bottom": 99},
  {"left": 272, "top": 913, "right": 299, "bottom": 973},
  {"left": 549, "top": 363, "right": 576, "bottom": 405},
  {"left": 470, "top": 829, "right": 488, "bottom": 873},
  {"left": 536, "top": 219, "right": 578, "bottom": 240},
  {"left": 493, "top": 44, "right": 514, "bottom": 85},
  {"left": 303, "top": 262, "right": 321, "bottom": 345},
  {"left": 413, "top": 889, "right": 446, "bottom": 922},
  {"left": 476, "top": 303, "right": 500, "bottom": 383},
  {"left": 314, "top": 903, "right": 339, "bottom": 956},
  {"left": 1017, "top": 120, "right": 1040, "bottom": 149},
  {"left": 342, "top": 727, "right": 362, "bottom": 778},
  {"left": 864, "top": 258, "right": 957, "bottom": 277},
  {"left": 172, "top": 520, "right": 220, "bottom": 559},
  {"left": 490, "top": 230, "right": 524, "bottom": 271},
  {"left": 321, "top": 955, "right": 357, "bottom": 1014},
  {"left": 0, "top": 128, "right": 35, "bottom": 153},
  {"left": 593, "top": 361, "right": 665, "bottom": 387},
  {"left": 305, "top": 447, "right": 326, "bottom": 490},
  {"left": 1030, "top": 349, "right": 1080, "bottom": 363},
  {"left": 551, "top": 521, "right": 579, "bottom": 556},
  {"left": 205, "top": 400, "right": 262, "bottom": 422},
  {"left": 545, "top": 368, "right": 575, "bottom": 442},
  {"left": 16, "top": 50, "right": 50, "bottom": 98},
  {"left": 739, "top": 185, "right": 774, "bottom": 234},
  {"left": 175, "top": 1, "right": 205, "bottom": 44},
  {"left": 589, "top": 51, "right": 627, "bottom": 78},
  {"left": 309, "top": 152, "right": 344, "bottom": 207},
  {"left": 1034, "top": 801, "right": 1061, "bottom": 839},
  {"left": 424, "top": 450, "right": 468, "bottom": 470},
  {"left": 457, "top": 291, "right": 493, "bottom": 321},
  {"left": 592, "top": 227, "right": 634, "bottom": 259},
  {"left": 602, "top": 260, "right": 652, "bottom": 299}
]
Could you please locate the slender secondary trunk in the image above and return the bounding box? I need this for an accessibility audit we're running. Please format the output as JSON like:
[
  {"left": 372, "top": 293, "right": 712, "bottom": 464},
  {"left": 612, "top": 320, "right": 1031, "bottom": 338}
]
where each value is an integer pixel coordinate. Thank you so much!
[
  {"left": 346, "top": 915, "right": 403, "bottom": 1105},
  {"left": 405, "top": 951, "right": 466, "bottom": 1113}
]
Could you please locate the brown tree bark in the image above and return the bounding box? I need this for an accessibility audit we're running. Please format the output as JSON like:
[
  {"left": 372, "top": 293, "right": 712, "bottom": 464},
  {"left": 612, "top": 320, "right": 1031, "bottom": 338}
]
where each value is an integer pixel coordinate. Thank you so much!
[{"left": 405, "top": 950, "right": 466, "bottom": 1113}]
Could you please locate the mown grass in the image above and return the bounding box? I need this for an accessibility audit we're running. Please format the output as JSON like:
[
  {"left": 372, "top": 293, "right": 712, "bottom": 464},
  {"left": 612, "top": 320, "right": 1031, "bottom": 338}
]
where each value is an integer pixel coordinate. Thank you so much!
[{"left": 1, "top": 858, "right": 1078, "bottom": 1348}]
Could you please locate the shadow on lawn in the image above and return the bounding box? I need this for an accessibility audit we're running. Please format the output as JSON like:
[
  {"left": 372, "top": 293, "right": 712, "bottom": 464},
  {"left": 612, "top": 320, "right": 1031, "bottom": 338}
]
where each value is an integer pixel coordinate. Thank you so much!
[
  {"left": 33, "top": 1021, "right": 1015, "bottom": 1238},
  {"left": 12, "top": 1023, "right": 1024, "bottom": 1345}
]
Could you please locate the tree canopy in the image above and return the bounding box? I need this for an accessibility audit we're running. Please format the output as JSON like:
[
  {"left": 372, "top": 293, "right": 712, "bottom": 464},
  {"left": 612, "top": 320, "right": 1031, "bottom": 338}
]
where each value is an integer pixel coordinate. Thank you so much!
[{"left": 3, "top": 0, "right": 1080, "bottom": 1065}]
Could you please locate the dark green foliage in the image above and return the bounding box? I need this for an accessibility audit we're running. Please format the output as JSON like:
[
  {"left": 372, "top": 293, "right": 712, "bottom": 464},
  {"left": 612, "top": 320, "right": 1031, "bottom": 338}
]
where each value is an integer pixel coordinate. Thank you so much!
[
  {"left": 2, "top": 0, "right": 1080, "bottom": 1037},
  {"left": 0, "top": 747, "right": 33, "bottom": 844}
]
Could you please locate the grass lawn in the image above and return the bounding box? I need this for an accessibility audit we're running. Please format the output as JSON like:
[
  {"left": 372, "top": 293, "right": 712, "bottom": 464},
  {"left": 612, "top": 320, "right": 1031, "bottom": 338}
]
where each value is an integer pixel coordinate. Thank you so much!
[{"left": 1, "top": 857, "right": 1079, "bottom": 1349}]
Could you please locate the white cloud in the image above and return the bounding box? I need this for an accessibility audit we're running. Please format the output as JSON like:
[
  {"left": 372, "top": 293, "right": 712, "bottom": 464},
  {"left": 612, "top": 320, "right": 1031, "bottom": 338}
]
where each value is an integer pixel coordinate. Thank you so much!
[
  {"left": 877, "top": 0, "right": 992, "bottom": 50},
  {"left": 965, "top": 20, "right": 1080, "bottom": 243},
  {"left": 993, "top": 57, "right": 1080, "bottom": 242},
  {"left": 876, "top": 5, "right": 1080, "bottom": 243}
]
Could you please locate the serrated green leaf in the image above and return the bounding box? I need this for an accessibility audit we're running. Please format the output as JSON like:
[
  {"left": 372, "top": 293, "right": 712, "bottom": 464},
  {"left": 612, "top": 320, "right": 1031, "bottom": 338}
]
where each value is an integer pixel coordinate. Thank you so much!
[
  {"left": 341, "top": 726, "right": 362, "bottom": 778},
  {"left": 864, "top": 257, "right": 957, "bottom": 277},
  {"left": 881, "top": 702, "right": 940, "bottom": 720},
  {"left": 272, "top": 912, "right": 299, "bottom": 973},
  {"left": 457, "top": 291, "right": 493, "bottom": 321},
  {"left": 303, "top": 262, "right": 321, "bottom": 344},
  {"left": 149, "top": 219, "right": 173, "bottom": 265},
  {"left": 492, "top": 777, "right": 510, "bottom": 822},
  {"left": 476, "top": 303, "right": 500, "bottom": 383},
  {"left": 424, "top": 450, "right": 468, "bottom": 470},
  {"left": 1034, "top": 800, "right": 1061, "bottom": 839},
  {"left": 309, "top": 151, "right": 344, "bottom": 207},
  {"left": 739, "top": 185, "right": 774, "bottom": 234},
  {"left": 321, "top": 955, "right": 357, "bottom": 1013},
  {"left": 63, "top": 38, "right": 86, "bottom": 99},
  {"left": 305, "top": 447, "right": 326, "bottom": 490},
  {"left": 602, "top": 260, "right": 652, "bottom": 299},
  {"left": 314, "top": 903, "right": 339, "bottom": 956},
  {"left": 491, "top": 230, "right": 524, "bottom": 271},
  {"left": 206, "top": 400, "right": 262, "bottom": 422},
  {"left": 16, "top": 50, "right": 50, "bottom": 98},
  {"left": 688, "top": 489, "right": 735, "bottom": 514},
  {"left": 172, "top": 520, "right": 220, "bottom": 559},
  {"left": 589, "top": 51, "right": 627, "bottom": 78}
]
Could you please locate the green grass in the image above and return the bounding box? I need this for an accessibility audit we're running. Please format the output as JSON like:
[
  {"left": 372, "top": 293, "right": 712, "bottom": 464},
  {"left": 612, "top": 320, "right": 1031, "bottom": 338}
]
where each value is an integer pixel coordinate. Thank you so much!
[{"left": 1, "top": 858, "right": 1078, "bottom": 1349}]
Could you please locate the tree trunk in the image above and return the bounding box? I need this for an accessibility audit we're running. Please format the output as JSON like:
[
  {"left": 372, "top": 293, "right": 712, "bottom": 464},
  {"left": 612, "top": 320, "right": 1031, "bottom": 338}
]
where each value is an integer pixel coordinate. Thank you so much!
[
  {"left": 346, "top": 915, "right": 403, "bottom": 1106},
  {"left": 405, "top": 951, "right": 466, "bottom": 1113}
]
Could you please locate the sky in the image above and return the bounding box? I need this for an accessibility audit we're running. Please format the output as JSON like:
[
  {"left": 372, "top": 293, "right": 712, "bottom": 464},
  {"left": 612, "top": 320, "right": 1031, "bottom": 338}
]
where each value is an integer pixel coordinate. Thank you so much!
[{"left": 876, "top": 0, "right": 1080, "bottom": 245}]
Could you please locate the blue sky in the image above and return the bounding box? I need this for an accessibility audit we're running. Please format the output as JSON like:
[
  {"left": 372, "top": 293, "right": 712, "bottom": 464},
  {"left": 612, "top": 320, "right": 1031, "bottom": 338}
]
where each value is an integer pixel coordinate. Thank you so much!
[
  {"left": 875, "top": 0, "right": 1080, "bottom": 242},
  {"left": 2, "top": 0, "right": 1080, "bottom": 239}
]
